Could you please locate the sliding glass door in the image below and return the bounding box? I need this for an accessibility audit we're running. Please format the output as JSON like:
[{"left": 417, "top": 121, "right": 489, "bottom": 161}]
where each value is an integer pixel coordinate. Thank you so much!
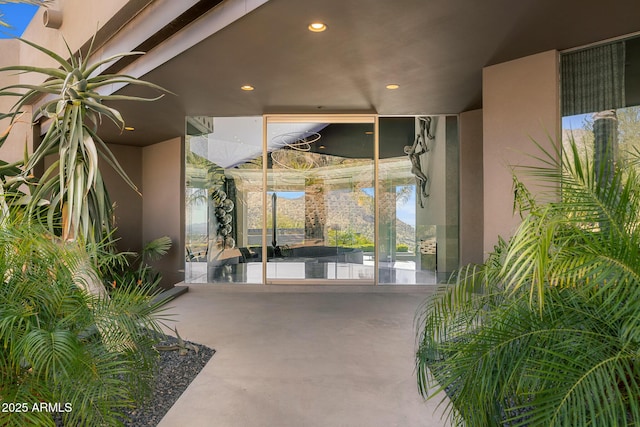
[
  {"left": 184, "top": 114, "right": 459, "bottom": 285},
  {"left": 265, "top": 116, "right": 375, "bottom": 284}
]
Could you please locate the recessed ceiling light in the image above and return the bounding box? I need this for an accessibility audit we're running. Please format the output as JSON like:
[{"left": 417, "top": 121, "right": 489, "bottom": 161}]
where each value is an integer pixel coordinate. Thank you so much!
[
  {"left": 308, "top": 22, "right": 327, "bottom": 32},
  {"left": 319, "top": 145, "right": 326, "bottom": 149},
  {"left": 124, "top": 126, "right": 135, "bottom": 131},
  {"left": 240, "top": 85, "right": 255, "bottom": 91},
  {"left": 386, "top": 84, "right": 400, "bottom": 90}
]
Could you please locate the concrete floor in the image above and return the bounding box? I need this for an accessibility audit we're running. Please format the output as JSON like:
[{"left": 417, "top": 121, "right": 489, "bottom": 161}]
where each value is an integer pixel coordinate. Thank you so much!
[{"left": 158, "top": 285, "right": 451, "bottom": 427}]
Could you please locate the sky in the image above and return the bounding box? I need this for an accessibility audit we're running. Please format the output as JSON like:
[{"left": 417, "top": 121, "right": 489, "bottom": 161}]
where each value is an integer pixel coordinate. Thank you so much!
[
  {"left": 562, "top": 113, "right": 591, "bottom": 130},
  {"left": 0, "top": 2, "right": 39, "bottom": 38}
]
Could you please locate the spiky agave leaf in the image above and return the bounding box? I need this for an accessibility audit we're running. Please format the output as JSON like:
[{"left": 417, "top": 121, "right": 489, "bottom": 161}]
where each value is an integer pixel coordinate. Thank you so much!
[{"left": 0, "top": 36, "right": 169, "bottom": 243}]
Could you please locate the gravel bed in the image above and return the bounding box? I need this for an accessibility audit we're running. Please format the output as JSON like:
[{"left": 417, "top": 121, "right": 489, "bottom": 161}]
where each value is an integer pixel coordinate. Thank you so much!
[
  {"left": 122, "top": 336, "right": 215, "bottom": 427},
  {"left": 52, "top": 335, "right": 214, "bottom": 427}
]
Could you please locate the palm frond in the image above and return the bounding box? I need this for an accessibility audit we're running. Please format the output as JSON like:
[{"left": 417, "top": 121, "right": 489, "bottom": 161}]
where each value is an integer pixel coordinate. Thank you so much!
[{"left": 417, "top": 137, "right": 640, "bottom": 425}]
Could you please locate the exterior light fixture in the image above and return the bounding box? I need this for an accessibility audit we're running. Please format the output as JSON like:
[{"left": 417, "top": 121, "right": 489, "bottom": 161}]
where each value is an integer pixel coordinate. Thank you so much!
[
  {"left": 240, "top": 85, "right": 255, "bottom": 91},
  {"left": 386, "top": 84, "right": 400, "bottom": 90},
  {"left": 308, "top": 22, "right": 327, "bottom": 32},
  {"left": 124, "top": 126, "right": 135, "bottom": 131}
]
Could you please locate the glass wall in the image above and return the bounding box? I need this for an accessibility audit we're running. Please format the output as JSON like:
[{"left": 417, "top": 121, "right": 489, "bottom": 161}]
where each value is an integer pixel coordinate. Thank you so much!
[
  {"left": 561, "top": 35, "right": 640, "bottom": 173},
  {"left": 266, "top": 117, "right": 375, "bottom": 283},
  {"left": 185, "top": 114, "right": 459, "bottom": 284},
  {"left": 378, "top": 116, "right": 459, "bottom": 284},
  {"left": 185, "top": 116, "right": 263, "bottom": 283}
]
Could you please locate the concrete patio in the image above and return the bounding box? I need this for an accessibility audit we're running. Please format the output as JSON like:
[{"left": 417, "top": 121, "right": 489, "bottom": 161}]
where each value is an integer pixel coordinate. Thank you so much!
[{"left": 157, "top": 285, "right": 450, "bottom": 427}]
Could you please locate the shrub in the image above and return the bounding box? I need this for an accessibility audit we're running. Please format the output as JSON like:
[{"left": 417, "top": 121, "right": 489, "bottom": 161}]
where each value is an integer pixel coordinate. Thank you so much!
[
  {"left": 0, "top": 33, "right": 172, "bottom": 427},
  {"left": 0, "top": 223, "right": 169, "bottom": 426},
  {"left": 416, "top": 139, "right": 640, "bottom": 426}
]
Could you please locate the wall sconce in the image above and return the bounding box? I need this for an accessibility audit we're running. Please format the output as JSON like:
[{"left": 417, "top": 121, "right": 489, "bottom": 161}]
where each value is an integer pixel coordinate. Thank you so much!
[{"left": 43, "top": 9, "right": 63, "bottom": 29}]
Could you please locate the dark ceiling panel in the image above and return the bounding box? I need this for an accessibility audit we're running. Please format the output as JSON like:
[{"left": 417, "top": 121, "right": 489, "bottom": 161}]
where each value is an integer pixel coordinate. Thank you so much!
[{"left": 98, "top": 0, "right": 640, "bottom": 147}]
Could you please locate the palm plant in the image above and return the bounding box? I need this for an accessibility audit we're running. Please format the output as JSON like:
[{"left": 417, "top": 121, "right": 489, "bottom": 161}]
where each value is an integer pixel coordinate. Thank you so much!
[
  {"left": 0, "top": 34, "right": 174, "bottom": 425},
  {"left": 0, "top": 36, "right": 166, "bottom": 243},
  {"left": 100, "top": 235, "right": 172, "bottom": 293},
  {"left": 0, "top": 220, "right": 170, "bottom": 427},
  {"left": 416, "top": 138, "right": 640, "bottom": 426}
]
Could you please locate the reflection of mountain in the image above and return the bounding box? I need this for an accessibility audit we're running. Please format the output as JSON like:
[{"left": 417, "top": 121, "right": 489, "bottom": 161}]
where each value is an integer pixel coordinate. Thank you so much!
[{"left": 247, "top": 191, "right": 416, "bottom": 248}]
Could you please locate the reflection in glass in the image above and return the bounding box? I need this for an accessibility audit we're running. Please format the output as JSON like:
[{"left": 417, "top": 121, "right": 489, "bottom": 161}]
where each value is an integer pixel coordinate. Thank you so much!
[
  {"left": 185, "top": 116, "right": 263, "bottom": 283},
  {"left": 185, "top": 115, "right": 459, "bottom": 284},
  {"left": 266, "top": 120, "right": 375, "bottom": 282},
  {"left": 378, "top": 116, "right": 459, "bottom": 284}
]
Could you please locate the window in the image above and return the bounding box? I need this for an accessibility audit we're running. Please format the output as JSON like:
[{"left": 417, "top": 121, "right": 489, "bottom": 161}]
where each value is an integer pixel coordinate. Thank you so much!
[{"left": 561, "top": 36, "right": 640, "bottom": 176}]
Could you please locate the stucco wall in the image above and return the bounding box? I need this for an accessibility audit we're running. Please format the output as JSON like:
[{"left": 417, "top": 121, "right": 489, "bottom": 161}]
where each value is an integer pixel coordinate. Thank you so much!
[
  {"left": 21, "top": 0, "right": 129, "bottom": 55},
  {"left": 459, "top": 109, "right": 483, "bottom": 265},
  {"left": 482, "top": 50, "right": 560, "bottom": 256},
  {"left": 103, "top": 144, "right": 143, "bottom": 253},
  {"left": 142, "top": 137, "right": 184, "bottom": 288},
  {"left": 0, "top": 39, "right": 33, "bottom": 163}
]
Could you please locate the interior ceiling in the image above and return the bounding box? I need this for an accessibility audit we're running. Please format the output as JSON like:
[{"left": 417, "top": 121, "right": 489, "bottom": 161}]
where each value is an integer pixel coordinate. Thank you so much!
[{"left": 98, "top": 0, "right": 640, "bottom": 146}]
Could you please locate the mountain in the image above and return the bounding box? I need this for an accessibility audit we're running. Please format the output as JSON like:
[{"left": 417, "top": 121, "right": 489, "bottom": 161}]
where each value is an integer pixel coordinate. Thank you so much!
[{"left": 245, "top": 190, "right": 416, "bottom": 248}]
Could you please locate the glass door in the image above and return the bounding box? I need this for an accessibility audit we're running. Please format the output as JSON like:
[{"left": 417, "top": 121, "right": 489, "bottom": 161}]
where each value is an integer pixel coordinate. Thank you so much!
[{"left": 265, "top": 115, "right": 376, "bottom": 284}]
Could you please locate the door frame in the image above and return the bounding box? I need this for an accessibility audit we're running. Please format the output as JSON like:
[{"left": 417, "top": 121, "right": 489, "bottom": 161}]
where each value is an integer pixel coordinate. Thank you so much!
[{"left": 262, "top": 114, "right": 379, "bottom": 285}]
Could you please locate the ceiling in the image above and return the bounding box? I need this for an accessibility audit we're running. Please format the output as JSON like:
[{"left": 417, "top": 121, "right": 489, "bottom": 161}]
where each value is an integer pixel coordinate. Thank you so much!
[{"left": 98, "top": 0, "right": 640, "bottom": 146}]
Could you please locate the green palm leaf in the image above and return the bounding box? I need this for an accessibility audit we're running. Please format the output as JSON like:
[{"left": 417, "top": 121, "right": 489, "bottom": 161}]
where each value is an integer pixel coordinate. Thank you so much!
[{"left": 417, "top": 137, "right": 640, "bottom": 426}]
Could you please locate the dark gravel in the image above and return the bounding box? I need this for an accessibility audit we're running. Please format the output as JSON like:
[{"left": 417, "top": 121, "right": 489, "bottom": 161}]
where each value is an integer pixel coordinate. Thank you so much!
[{"left": 122, "top": 336, "right": 215, "bottom": 427}]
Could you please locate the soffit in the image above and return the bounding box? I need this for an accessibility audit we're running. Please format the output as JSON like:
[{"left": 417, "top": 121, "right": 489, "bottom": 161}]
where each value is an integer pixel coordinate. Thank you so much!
[{"left": 97, "top": 0, "right": 640, "bottom": 146}]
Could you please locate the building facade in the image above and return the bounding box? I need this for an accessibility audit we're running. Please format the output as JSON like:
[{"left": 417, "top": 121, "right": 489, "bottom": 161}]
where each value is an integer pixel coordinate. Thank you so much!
[{"left": 1, "top": 0, "right": 638, "bottom": 287}]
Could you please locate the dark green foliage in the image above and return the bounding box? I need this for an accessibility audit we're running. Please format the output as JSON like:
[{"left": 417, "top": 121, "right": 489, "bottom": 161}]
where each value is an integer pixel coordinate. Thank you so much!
[
  {"left": 0, "top": 33, "right": 173, "bottom": 426},
  {"left": 100, "top": 236, "right": 172, "bottom": 294},
  {"left": 416, "top": 139, "right": 640, "bottom": 426},
  {"left": 0, "top": 222, "right": 170, "bottom": 426}
]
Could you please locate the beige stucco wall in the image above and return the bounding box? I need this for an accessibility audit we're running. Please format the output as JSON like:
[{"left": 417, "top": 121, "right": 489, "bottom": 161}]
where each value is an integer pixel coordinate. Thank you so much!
[
  {"left": 482, "top": 50, "right": 560, "bottom": 257},
  {"left": 142, "top": 137, "right": 184, "bottom": 288},
  {"left": 21, "top": 0, "right": 129, "bottom": 57},
  {"left": 103, "top": 144, "right": 143, "bottom": 253},
  {"left": 0, "top": 39, "right": 34, "bottom": 163},
  {"left": 459, "top": 108, "right": 483, "bottom": 265}
]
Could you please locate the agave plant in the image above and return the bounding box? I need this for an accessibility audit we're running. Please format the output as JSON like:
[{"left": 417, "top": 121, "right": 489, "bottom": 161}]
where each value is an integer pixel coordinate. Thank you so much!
[
  {"left": 416, "top": 138, "right": 640, "bottom": 426},
  {"left": 0, "top": 30, "right": 175, "bottom": 426},
  {"left": 0, "top": 36, "right": 167, "bottom": 243}
]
